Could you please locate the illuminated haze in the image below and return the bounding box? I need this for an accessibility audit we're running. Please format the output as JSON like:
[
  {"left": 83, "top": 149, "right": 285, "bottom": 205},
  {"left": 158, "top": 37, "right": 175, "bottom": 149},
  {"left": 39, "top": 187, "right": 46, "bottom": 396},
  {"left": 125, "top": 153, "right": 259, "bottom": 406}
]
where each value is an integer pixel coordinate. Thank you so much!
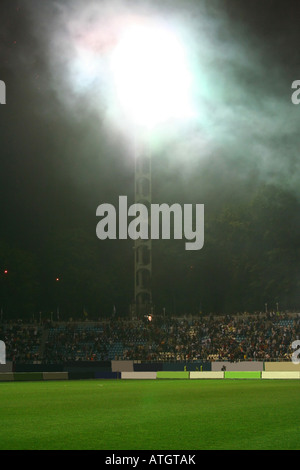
[{"left": 22, "top": 0, "right": 300, "bottom": 198}]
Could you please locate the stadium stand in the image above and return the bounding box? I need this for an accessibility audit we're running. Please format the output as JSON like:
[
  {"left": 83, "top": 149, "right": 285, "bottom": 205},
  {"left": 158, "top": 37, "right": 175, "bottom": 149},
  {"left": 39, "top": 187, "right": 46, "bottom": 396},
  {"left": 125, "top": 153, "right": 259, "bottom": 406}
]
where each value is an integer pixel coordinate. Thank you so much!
[{"left": 0, "top": 312, "right": 299, "bottom": 365}]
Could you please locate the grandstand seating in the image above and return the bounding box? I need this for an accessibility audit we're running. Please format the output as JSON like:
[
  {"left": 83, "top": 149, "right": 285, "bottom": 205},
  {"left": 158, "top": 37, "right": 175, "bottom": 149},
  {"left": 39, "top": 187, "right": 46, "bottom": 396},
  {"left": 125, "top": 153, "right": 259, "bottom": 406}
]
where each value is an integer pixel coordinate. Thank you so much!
[{"left": 0, "top": 312, "right": 299, "bottom": 364}]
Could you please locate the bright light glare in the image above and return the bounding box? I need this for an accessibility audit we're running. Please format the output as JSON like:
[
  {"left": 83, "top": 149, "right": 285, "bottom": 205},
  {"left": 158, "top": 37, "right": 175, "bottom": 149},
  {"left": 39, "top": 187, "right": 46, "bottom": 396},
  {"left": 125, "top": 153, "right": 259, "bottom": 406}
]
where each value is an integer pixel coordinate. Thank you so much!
[{"left": 110, "top": 22, "right": 194, "bottom": 128}]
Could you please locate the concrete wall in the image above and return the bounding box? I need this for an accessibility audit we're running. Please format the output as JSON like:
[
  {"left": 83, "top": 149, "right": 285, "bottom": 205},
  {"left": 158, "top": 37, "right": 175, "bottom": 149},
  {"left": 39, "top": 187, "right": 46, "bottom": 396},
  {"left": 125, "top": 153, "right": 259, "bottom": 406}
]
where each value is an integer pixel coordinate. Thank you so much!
[
  {"left": 262, "top": 371, "right": 300, "bottom": 379},
  {"left": 43, "top": 372, "right": 69, "bottom": 381},
  {"left": 121, "top": 372, "right": 157, "bottom": 380},
  {"left": 156, "top": 371, "right": 189, "bottom": 379},
  {"left": 190, "top": 371, "right": 224, "bottom": 379},
  {"left": 0, "top": 361, "right": 13, "bottom": 373},
  {"left": 264, "top": 362, "right": 300, "bottom": 371},
  {"left": 111, "top": 360, "right": 134, "bottom": 372},
  {"left": 1, "top": 360, "right": 299, "bottom": 382},
  {"left": 211, "top": 361, "right": 263, "bottom": 372},
  {"left": 14, "top": 372, "right": 44, "bottom": 381},
  {"left": 0, "top": 372, "right": 14, "bottom": 381}
]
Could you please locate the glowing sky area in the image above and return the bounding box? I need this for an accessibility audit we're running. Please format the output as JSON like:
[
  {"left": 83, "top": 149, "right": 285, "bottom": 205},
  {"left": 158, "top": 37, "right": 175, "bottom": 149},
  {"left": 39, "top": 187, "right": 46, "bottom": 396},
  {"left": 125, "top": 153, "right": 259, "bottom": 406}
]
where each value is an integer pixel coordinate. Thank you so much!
[
  {"left": 12, "top": 0, "right": 300, "bottom": 195},
  {"left": 68, "top": 14, "right": 197, "bottom": 132},
  {"left": 110, "top": 20, "right": 195, "bottom": 128}
]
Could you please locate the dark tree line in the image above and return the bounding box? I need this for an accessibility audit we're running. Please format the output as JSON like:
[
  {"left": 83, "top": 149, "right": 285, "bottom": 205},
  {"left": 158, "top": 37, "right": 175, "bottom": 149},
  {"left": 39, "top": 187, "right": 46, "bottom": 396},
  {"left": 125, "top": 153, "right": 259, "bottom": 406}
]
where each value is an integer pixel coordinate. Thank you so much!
[{"left": 0, "top": 183, "right": 300, "bottom": 319}]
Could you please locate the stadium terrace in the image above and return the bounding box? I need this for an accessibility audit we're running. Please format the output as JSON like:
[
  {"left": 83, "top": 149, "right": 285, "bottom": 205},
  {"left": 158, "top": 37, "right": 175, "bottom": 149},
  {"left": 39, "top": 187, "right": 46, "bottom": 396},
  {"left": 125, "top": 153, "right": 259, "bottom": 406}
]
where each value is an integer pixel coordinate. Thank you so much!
[{"left": 1, "top": 311, "right": 299, "bottom": 364}]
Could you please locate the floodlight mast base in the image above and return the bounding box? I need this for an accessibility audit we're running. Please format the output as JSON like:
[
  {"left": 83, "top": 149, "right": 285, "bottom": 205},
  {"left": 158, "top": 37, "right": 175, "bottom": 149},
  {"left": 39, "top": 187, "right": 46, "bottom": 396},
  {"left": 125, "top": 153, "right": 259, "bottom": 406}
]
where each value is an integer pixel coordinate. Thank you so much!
[{"left": 131, "top": 136, "right": 153, "bottom": 318}]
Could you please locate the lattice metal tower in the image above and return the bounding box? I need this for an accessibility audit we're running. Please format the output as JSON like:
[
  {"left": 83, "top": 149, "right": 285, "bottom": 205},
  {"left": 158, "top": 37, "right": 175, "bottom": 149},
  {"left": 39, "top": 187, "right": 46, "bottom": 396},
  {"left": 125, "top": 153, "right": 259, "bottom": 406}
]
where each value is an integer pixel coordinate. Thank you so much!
[{"left": 133, "top": 139, "right": 152, "bottom": 317}]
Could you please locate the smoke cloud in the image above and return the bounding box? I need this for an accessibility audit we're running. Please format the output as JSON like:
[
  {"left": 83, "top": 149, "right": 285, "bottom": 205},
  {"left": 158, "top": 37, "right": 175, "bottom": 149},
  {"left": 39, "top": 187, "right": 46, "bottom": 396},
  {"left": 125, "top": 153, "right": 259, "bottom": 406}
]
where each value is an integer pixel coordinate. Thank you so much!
[{"left": 11, "top": 0, "right": 300, "bottom": 199}]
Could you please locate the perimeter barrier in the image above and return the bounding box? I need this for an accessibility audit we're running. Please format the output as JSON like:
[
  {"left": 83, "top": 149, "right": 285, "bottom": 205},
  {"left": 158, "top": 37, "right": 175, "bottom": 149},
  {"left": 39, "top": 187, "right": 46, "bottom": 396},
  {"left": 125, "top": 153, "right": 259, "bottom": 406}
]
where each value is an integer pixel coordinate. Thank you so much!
[
  {"left": 121, "top": 372, "right": 157, "bottom": 379},
  {"left": 14, "top": 372, "right": 44, "bottom": 381},
  {"left": 156, "top": 371, "right": 189, "bottom": 379},
  {"left": 262, "top": 371, "right": 300, "bottom": 379},
  {"left": 224, "top": 371, "right": 261, "bottom": 379},
  {"left": 0, "top": 360, "right": 300, "bottom": 381},
  {"left": 190, "top": 371, "right": 224, "bottom": 379}
]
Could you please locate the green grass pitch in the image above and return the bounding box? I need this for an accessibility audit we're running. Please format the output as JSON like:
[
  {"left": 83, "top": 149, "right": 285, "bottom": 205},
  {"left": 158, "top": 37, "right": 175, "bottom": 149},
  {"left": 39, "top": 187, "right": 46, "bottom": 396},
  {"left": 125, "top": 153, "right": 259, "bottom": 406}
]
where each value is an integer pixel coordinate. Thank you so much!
[{"left": 0, "top": 379, "right": 299, "bottom": 450}]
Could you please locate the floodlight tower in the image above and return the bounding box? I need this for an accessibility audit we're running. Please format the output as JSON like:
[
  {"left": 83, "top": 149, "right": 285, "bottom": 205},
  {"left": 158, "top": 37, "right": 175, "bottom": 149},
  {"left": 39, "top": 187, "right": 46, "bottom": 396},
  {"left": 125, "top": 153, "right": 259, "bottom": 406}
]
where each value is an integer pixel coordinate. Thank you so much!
[
  {"left": 134, "top": 138, "right": 152, "bottom": 317},
  {"left": 110, "top": 18, "right": 194, "bottom": 317}
]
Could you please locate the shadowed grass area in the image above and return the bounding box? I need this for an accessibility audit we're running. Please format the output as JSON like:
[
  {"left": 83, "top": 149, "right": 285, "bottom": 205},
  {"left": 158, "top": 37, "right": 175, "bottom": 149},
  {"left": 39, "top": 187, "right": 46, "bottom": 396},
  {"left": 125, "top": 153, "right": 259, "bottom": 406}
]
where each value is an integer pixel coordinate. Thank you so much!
[{"left": 0, "top": 379, "right": 299, "bottom": 450}]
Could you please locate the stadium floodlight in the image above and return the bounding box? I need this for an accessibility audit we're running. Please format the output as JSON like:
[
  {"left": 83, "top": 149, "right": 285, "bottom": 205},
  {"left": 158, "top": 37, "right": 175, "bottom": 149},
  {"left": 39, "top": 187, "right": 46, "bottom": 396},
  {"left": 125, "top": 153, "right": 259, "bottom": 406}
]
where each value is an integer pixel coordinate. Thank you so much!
[
  {"left": 110, "top": 19, "right": 194, "bottom": 129},
  {"left": 109, "top": 18, "right": 195, "bottom": 316}
]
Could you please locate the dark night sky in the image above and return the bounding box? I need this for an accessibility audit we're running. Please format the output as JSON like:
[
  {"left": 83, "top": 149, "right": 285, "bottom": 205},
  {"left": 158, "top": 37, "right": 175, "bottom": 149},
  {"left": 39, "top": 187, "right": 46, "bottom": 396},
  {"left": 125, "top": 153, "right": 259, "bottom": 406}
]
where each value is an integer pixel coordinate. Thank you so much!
[{"left": 0, "top": 0, "right": 300, "bottom": 315}]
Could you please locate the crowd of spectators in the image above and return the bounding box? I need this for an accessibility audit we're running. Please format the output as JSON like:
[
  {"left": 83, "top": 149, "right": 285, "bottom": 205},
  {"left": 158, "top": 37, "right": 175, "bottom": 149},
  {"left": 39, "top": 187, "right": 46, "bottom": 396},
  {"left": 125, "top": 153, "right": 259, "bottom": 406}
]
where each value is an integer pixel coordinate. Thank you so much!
[
  {"left": 0, "top": 312, "right": 299, "bottom": 364},
  {"left": 0, "top": 321, "right": 42, "bottom": 363}
]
